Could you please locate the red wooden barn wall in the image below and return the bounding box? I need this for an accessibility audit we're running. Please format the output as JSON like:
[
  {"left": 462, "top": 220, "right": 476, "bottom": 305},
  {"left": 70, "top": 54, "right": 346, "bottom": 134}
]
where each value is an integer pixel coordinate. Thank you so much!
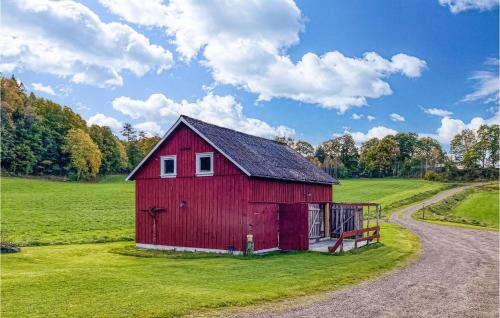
[
  {"left": 247, "top": 179, "right": 332, "bottom": 251},
  {"left": 133, "top": 122, "right": 333, "bottom": 252},
  {"left": 134, "top": 123, "right": 249, "bottom": 251}
]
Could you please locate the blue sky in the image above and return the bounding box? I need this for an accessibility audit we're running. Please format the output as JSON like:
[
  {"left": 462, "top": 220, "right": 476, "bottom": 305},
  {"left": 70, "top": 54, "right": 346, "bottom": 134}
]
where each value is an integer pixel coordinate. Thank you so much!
[{"left": 2, "top": 0, "right": 498, "bottom": 146}]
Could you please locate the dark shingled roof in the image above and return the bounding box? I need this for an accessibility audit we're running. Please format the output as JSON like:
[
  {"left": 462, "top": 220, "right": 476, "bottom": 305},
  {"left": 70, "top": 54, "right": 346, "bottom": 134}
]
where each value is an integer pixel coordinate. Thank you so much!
[{"left": 182, "top": 116, "right": 337, "bottom": 185}]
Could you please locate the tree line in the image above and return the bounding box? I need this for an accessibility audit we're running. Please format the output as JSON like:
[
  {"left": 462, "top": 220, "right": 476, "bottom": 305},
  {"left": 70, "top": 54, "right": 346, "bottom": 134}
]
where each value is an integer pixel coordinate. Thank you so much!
[
  {"left": 277, "top": 125, "right": 498, "bottom": 181},
  {"left": 1, "top": 76, "right": 159, "bottom": 180},
  {"left": 2, "top": 75, "right": 498, "bottom": 181}
]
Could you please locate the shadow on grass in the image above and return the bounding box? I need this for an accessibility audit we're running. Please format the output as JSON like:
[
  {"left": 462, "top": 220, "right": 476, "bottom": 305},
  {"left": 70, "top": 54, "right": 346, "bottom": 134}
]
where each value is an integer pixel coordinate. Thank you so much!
[{"left": 109, "top": 242, "right": 384, "bottom": 260}]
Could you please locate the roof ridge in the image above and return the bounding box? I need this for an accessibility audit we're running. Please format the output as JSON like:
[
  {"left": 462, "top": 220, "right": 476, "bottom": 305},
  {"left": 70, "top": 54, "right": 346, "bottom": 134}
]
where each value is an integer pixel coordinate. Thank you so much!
[{"left": 180, "top": 115, "right": 284, "bottom": 144}]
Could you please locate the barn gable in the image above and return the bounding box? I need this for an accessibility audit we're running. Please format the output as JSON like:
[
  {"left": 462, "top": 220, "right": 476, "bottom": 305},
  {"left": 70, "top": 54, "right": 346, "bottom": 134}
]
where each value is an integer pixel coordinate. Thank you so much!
[{"left": 127, "top": 115, "right": 337, "bottom": 185}]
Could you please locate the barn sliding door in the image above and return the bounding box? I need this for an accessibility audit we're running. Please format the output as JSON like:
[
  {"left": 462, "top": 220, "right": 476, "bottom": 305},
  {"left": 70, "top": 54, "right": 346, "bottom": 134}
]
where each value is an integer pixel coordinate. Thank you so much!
[{"left": 308, "top": 204, "right": 323, "bottom": 240}]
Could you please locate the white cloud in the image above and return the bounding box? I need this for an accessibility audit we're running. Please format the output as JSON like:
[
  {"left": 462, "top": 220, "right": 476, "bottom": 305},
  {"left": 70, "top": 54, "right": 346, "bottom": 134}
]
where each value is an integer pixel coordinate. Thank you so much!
[
  {"left": 87, "top": 113, "right": 123, "bottom": 131},
  {"left": 134, "top": 121, "right": 163, "bottom": 136},
  {"left": 421, "top": 107, "right": 453, "bottom": 117},
  {"left": 112, "top": 92, "right": 295, "bottom": 138},
  {"left": 348, "top": 126, "right": 398, "bottom": 144},
  {"left": 439, "top": 0, "right": 498, "bottom": 13},
  {"left": 422, "top": 112, "right": 499, "bottom": 144},
  {"left": 1, "top": 0, "right": 173, "bottom": 87},
  {"left": 367, "top": 115, "right": 376, "bottom": 122},
  {"left": 390, "top": 113, "right": 405, "bottom": 122},
  {"left": 31, "top": 83, "right": 56, "bottom": 96},
  {"left": 462, "top": 59, "right": 499, "bottom": 105},
  {"left": 101, "top": 0, "right": 426, "bottom": 112},
  {"left": 99, "top": 0, "right": 169, "bottom": 27},
  {"left": 351, "top": 113, "right": 363, "bottom": 120}
]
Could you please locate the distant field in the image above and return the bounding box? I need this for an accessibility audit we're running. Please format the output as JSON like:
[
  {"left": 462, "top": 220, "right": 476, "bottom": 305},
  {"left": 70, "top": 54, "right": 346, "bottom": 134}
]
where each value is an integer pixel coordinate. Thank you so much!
[
  {"left": 413, "top": 183, "right": 499, "bottom": 230},
  {"left": 1, "top": 177, "right": 456, "bottom": 245},
  {"left": 0, "top": 222, "right": 420, "bottom": 318},
  {"left": 1, "top": 176, "right": 134, "bottom": 246},
  {"left": 334, "top": 178, "right": 457, "bottom": 217}
]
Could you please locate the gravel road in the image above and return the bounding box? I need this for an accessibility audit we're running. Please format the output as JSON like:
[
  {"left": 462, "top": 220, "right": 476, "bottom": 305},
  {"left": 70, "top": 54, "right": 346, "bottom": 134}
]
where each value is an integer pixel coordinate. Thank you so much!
[{"left": 233, "top": 186, "right": 500, "bottom": 318}]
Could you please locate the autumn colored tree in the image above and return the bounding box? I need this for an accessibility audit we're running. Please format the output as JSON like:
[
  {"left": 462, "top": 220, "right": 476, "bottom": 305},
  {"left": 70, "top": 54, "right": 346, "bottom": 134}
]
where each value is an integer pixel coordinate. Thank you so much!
[
  {"left": 63, "top": 129, "right": 102, "bottom": 180},
  {"left": 89, "top": 125, "right": 128, "bottom": 174}
]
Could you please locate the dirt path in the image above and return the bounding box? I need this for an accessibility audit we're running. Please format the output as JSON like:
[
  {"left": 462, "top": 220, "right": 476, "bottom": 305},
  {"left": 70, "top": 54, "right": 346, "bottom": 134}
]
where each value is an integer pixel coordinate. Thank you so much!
[{"left": 232, "top": 186, "right": 500, "bottom": 318}]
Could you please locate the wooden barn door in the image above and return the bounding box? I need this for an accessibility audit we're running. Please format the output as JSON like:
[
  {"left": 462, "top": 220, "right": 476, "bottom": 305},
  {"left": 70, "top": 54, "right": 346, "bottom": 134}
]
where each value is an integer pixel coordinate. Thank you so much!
[
  {"left": 278, "top": 203, "right": 308, "bottom": 250},
  {"left": 308, "top": 204, "right": 323, "bottom": 240},
  {"left": 252, "top": 204, "right": 279, "bottom": 251}
]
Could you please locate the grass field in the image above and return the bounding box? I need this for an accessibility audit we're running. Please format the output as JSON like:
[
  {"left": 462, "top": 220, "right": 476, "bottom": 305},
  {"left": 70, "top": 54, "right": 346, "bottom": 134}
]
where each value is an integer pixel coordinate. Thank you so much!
[
  {"left": 334, "top": 178, "right": 457, "bottom": 217},
  {"left": 413, "top": 183, "right": 499, "bottom": 230},
  {"left": 1, "top": 176, "right": 134, "bottom": 246},
  {"left": 1, "top": 222, "right": 419, "bottom": 318},
  {"left": 1, "top": 177, "right": 455, "bottom": 246},
  {"left": 3, "top": 176, "right": 462, "bottom": 316}
]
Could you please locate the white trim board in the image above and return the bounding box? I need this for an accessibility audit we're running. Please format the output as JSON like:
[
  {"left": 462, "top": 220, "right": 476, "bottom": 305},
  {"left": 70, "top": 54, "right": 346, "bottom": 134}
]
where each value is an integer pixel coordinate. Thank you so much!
[
  {"left": 126, "top": 116, "right": 251, "bottom": 181},
  {"left": 136, "top": 243, "right": 244, "bottom": 255},
  {"left": 136, "top": 243, "right": 281, "bottom": 255},
  {"left": 253, "top": 247, "right": 280, "bottom": 254}
]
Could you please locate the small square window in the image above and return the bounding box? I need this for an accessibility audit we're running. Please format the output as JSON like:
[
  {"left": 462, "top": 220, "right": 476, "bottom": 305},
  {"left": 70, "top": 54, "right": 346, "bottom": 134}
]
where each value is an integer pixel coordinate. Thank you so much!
[
  {"left": 160, "top": 156, "right": 176, "bottom": 178},
  {"left": 196, "top": 153, "right": 213, "bottom": 176}
]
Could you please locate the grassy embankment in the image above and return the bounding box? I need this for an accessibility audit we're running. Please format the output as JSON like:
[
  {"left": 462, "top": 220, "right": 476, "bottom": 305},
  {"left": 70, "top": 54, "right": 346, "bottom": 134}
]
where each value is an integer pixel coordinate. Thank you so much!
[
  {"left": 333, "top": 178, "right": 458, "bottom": 218},
  {"left": 413, "top": 183, "right": 499, "bottom": 230},
  {"left": 1, "top": 176, "right": 451, "bottom": 317}
]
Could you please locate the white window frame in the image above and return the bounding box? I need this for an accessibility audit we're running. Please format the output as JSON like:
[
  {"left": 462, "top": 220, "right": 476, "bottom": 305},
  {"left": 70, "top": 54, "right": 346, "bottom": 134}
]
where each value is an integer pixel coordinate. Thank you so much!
[
  {"left": 196, "top": 152, "right": 214, "bottom": 176},
  {"left": 160, "top": 155, "right": 176, "bottom": 178}
]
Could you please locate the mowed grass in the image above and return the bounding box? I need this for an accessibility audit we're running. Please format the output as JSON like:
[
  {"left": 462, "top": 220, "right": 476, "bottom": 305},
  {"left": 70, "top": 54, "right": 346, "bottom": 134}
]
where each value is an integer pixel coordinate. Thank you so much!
[
  {"left": 0, "top": 222, "right": 420, "bottom": 318},
  {"left": 334, "top": 178, "right": 457, "bottom": 217},
  {"left": 1, "top": 176, "right": 135, "bottom": 246},
  {"left": 1, "top": 177, "right": 453, "bottom": 246},
  {"left": 413, "top": 183, "right": 499, "bottom": 230}
]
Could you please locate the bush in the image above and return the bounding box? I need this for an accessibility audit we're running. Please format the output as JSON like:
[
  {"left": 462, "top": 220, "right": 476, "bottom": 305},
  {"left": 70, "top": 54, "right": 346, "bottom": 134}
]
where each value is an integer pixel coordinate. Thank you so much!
[{"left": 424, "top": 171, "right": 442, "bottom": 181}]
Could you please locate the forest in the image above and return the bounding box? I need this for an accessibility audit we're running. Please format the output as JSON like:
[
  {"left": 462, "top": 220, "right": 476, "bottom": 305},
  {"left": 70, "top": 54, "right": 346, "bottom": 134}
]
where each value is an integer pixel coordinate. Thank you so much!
[
  {"left": 1, "top": 76, "right": 159, "bottom": 180},
  {"left": 1, "top": 75, "right": 498, "bottom": 181}
]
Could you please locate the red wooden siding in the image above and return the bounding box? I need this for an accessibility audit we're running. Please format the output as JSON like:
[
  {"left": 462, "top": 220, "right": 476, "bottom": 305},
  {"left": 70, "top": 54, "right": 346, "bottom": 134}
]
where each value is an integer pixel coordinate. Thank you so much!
[
  {"left": 134, "top": 124, "right": 249, "bottom": 251},
  {"left": 278, "top": 203, "right": 309, "bottom": 250},
  {"left": 133, "top": 122, "right": 334, "bottom": 253},
  {"left": 249, "top": 178, "right": 332, "bottom": 204},
  {"left": 135, "top": 124, "right": 243, "bottom": 180}
]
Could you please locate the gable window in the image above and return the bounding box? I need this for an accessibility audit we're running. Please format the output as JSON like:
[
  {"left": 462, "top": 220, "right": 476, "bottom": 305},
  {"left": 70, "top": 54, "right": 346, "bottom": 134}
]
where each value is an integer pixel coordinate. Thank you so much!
[
  {"left": 196, "top": 152, "right": 213, "bottom": 176},
  {"left": 160, "top": 155, "right": 176, "bottom": 178}
]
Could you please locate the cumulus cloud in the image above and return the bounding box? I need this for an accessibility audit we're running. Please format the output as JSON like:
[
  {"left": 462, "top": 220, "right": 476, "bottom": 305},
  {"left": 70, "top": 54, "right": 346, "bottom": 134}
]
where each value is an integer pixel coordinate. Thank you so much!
[
  {"left": 87, "top": 113, "right": 123, "bottom": 132},
  {"left": 134, "top": 121, "right": 163, "bottom": 136},
  {"left": 31, "top": 83, "right": 56, "bottom": 96},
  {"left": 422, "top": 112, "right": 499, "bottom": 144},
  {"left": 112, "top": 93, "right": 295, "bottom": 138},
  {"left": 351, "top": 113, "right": 363, "bottom": 120},
  {"left": 421, "top": 107, "right": 453, "bottom": 117},
  {"left": 439, "top": 0, "right": 499, "bottom": 13},
  {"left": 390, "top": 113, "right": 405, "bottom": 122},
  {"left": 345, "top": 126, "right": 398, "bottom": 144},
  {"left": 99, "top": 0, "right": 169, "bottom": 27},
  {"left": 367, "top": 115, "right": 376, "bottom": 122},
  {"left": 1, "top": 0, "right": 173, "bottom": 87},
  {"left": 462, "top": 58, "right": 499, "bottom": 105},
  {"left": 99, "top": 0, "right": 426, "bottom": 112}
]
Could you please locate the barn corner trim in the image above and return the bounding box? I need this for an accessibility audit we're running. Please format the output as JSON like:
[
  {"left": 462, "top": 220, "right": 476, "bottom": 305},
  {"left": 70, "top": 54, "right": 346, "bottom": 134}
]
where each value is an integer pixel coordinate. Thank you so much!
[{"left": 125, "top": 116, "right": 252, "bottom": 181}]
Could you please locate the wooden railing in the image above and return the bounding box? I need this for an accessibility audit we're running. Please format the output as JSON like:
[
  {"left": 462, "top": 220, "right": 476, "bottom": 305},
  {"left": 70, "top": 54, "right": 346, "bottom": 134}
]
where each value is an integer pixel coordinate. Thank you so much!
[{"left": 328, "top": 226, "right": 380, "bottom": 253}]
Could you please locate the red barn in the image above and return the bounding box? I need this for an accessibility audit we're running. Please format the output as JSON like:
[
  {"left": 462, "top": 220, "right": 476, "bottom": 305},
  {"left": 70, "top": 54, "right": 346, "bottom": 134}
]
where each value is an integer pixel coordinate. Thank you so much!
[{"left": 127, "top": 115, "right": 338, "bottom": 254}]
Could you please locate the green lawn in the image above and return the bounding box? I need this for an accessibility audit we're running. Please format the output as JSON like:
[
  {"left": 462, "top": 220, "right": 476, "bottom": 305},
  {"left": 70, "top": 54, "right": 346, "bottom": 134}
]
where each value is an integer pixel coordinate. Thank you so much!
[
  {"left": 334, "top": 178, "right": 457, "bottom": 217},
  {"left": 1, "top": 177, "right": 454, "bottom": 246},
  {"left": 413, "top": 183, "right": 499, "bottom": 230},
  {"left": 0, "top": 222, "right": 419, "bottom": 318},
  {"left": 1, "top": 176, "right": 450, "bottom": 317},
  {"left": 1, "top": 176, "right": 135, "bottom": 246}
]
